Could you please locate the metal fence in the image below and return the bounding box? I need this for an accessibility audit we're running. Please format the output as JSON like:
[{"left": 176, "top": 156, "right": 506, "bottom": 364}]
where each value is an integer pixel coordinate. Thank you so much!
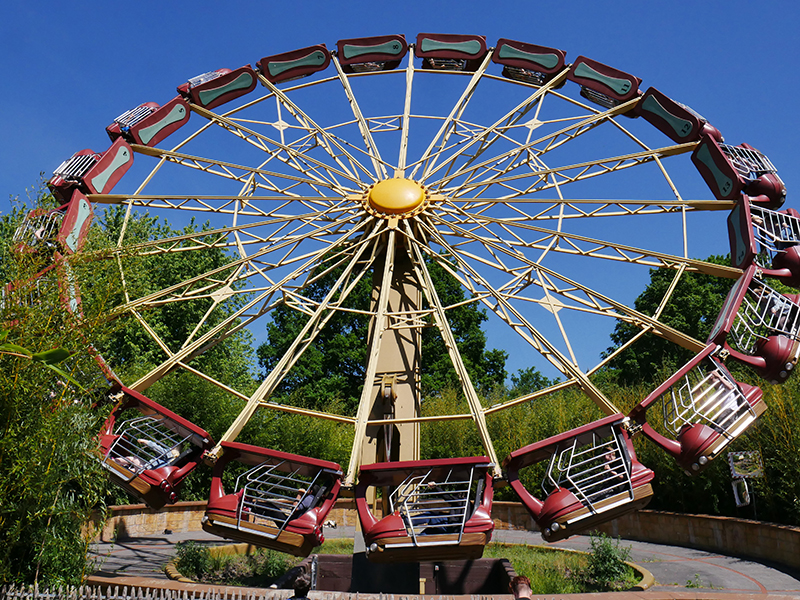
[{"left": 0, "top": 585, "right": 486, "bottom": 600}]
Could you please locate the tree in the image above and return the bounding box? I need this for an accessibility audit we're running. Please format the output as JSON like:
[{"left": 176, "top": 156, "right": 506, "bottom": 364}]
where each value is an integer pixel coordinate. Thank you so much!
[
  {"left": 256, "top": 252, "right": 508, "bottom": 412},
  {"left": 604, "top": 256, "right": 735, "bottom": 383},
  {"left": 509, "top": 366, "right": 559, "bottom": 397},
  {"left": 94, "top": 206, "right": 255, "bottom": 390}
]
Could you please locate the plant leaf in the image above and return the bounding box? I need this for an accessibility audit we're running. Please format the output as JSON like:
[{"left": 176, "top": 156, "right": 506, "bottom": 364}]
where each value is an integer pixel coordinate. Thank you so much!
[
  {"left": 32, "top": 348, "right": 72, "bottom": 364},
  {"left": 44, "top": 363, "right": 86, "bottom": 392},
  {"left": 0, "top": 343, "right": 33, "bottom": 357}
]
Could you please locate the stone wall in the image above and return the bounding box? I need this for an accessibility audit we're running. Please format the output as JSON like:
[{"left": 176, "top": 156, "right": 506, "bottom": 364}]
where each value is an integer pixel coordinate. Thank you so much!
[
  {"left": 93, "top": 501, "right": 800, "bottom": 573},
  {"left": 95, "top": 501, "right": 207, "bottom": 541}
]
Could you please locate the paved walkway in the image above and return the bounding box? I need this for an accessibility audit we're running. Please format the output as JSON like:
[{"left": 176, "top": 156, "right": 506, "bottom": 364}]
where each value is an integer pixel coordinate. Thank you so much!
[{"left": 89, "top": 526, "right": 800, "bottom": 597}]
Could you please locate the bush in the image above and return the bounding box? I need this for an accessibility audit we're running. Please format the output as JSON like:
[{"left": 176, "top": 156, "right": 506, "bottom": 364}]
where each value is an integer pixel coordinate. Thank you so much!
[
  {"left": 174, "top": 542, "right": 296, "bottom": 586},
  {"left": 174, "top": 541, "right": 211, "bottom": 580},
  {"left": 582, "top": 532, "right": 634, "bottom": 590},
  {"left": 0, "top": 206, "right": 113, "bottom": 585}
]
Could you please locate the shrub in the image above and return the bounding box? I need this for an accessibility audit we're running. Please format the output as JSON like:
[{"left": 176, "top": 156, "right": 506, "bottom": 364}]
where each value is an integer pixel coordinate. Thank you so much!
[
  {"left": 173, "top": 543, "right": 295, "bottom": 586},
  {"left": 174, "top": 541, "right": 211, "bottom": 580},
  {"left": 583, "top": 532, "right": 634, "bottom": 590}
]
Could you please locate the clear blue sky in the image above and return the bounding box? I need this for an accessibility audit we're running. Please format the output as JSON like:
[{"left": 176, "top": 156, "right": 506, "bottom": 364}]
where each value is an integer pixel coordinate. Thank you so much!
[{"left": 1, "top": 0, "right": 798, "bottom": 380}]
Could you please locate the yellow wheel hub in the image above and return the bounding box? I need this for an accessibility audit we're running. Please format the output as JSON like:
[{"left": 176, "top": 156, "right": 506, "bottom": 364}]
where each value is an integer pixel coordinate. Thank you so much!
[{"left": 367, "top": 178, "right": 426, "bottom": 215}]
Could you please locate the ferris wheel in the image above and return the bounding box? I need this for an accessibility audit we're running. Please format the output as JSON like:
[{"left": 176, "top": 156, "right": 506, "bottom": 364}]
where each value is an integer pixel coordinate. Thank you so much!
[{"left": 13, "top": 33, "right": 794, "bottom": 561}]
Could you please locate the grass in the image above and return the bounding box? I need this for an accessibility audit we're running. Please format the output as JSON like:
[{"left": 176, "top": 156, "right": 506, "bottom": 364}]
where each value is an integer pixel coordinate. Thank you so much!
[
  {"left": 484, "top": 543, "right": 588, "bottom": 594},
  {"left": 317, "top": 537, "right": 356, "bottom": 554},
  {"left": 318, "top": 537, "right": 639, "bottom": 594},
  {"left": 175, "top": 536, "right": 639, "bottom": 594}
]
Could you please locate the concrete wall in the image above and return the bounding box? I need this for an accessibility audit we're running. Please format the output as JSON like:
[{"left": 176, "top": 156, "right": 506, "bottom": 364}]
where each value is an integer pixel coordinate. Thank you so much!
[
  {"left": 592, "top": 509, "right": 800, "bottom": 572},
  {"left": 93, "top": 501, "right": 800, "bottom": 573}
]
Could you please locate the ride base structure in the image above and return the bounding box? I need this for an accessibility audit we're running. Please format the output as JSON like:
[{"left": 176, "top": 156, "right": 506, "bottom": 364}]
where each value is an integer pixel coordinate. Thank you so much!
[{"left": 9, "top": 32, "right": 793, "bottom": 568}]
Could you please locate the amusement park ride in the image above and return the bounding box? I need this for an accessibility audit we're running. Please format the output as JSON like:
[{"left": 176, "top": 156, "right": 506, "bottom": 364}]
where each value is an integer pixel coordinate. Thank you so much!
[{"left": 8, "top": 33, "right": 794, "bottom": 561}]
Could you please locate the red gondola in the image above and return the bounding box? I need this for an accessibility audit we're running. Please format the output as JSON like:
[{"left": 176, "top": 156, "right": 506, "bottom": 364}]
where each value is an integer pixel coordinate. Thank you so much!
[
  {"left": 708, "top": 265, "right": 800, "bottom": 383},
  {"left": 692, "top": 136, "right": 785, "bottom": 207},
  {"left": 336, "top": 35, "right": 407, "bottom": 73},
  {"left": 99, "top": 386, "right": 213, "bottom": 509},
  {"left": 415, "top": 33, "right": 488, "bottom": 72},
  {"left": 635, "top": 87, "right": 723, "bottom": 143},
  {"left": 356, "top": 457, "right": 494, "bottom": 563},
  {"left": 629, "top": 344, "right": 765, "bottom": 476},
  {"left": 503, "top": 414, "right": 653, "bottom": 542},
  {"left": 567, "top": 56, "right": 641, "bottom": 111},
  {"left": 177, "top": 66, "right": 257, "bottom": 110},
  {"left": 106, "top": 97, "right": 190, "bottom": 147},
  {"left": 3, "top": 261, "right": 82, "bottom": 321},
  {"left": 48, "top": 138, "right": 133, "bottom": 203},
  {"left": 729, "top": 194, "right": 800, "bottom": 288},
  {"left": 203, "top": 442, "right": 342, "bottom": 557},
  {"left": 257, "top": 45, "right": 331, "bottom": 84},
  {"left": 493, "top": 39, "right": 566, "bottom": 86},
  {"left": 12, "top": 190, "right": 93, "bottom": 255}
]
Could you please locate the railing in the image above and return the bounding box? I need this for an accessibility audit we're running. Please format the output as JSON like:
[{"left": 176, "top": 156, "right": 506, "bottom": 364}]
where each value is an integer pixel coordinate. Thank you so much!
[
  {"left": 102, "top": 416, "right": 191, "bottom": 480},
  {"left": 661, "top": 362, "right": 758, "bottom": 441},
  {"left": 547, "top": 426, "right": 633, "bottom": 514},
  {"left": 389, "top": 467, "right": 476, "bottom": 546},
  {"left": 727, "top": 279, "right": 800, "bottom": 353},
  {"left": 236, "top": 460, "right": 325, "bottom": 539}
]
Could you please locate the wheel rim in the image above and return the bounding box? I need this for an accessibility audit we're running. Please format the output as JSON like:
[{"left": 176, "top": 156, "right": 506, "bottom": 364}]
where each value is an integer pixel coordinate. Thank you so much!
[{"left": 83, "top": 37, "right": 746, "bottom": 485}]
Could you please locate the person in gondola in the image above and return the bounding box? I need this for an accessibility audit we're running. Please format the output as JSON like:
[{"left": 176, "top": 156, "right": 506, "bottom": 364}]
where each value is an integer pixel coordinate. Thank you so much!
[
  {"left": 416, "top": 480, "right": 463, "bottom": 535},
  {"left": 248, "top": 484, "right": 322, "bottom": 526},
  {"left": 751, "top": 284, "right": 797, "bottom": 335},
  {"left": 111, "top": 437, "right": 179, "bottom": 471},
  {"left": 700, "top": 369, "right": 748, "bottom": 431}
]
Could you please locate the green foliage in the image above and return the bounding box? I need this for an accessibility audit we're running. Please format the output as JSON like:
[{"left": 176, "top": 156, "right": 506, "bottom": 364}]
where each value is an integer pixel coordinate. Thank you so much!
[
  {"left": 174, "top": 541, "right": 211, "bottom": 580},
  {"left": 256, "top": 257, "right": 373, "bottom": 413},
  {"left": 685, "top": 574, "right": 705, "bottom": 588},
  {"left": 419, "top": 259, "right": 507, "bottom": 395},
  {"left": 509, "top": 367, "right": 558, "bottom": 397},
  {"left": 95, "top": 206, "right": 256, "bottom": 388},
  {"left": 0, "top": 200, "right": 111, "bottom": 585},
  {"left": 605, "top": 256, "right": 734, "bottom": 384},
  {"left": 582, "top": 533, "right": 635, "bottom": 590},
  {"left": 257, "top": 254, "right": 508, "bottom": 413},
  {"left": 174, "top": 542, "right": 296, "bottom": 586},
  {"left": 483, "top": 543, "right": 586, "bottom": 594}
]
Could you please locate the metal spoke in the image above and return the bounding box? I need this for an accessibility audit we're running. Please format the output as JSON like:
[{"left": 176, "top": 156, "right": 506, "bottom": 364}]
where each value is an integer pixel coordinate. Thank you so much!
[
  {"left": 423, "top": 212, "right": 708, "bottom": 353},
  {"left": 442, "top": 142, "right": 698, "bottom": 198},
  {"left": 211, "top": 221, "right": 384, "bottom": 457},
  {"left": 404, "top": 222, "right": 501, "bottom": 477},
  {"left": 127, "top": 219, "right": 382, "bottom": 392},
  {"left": 418, "top": 66, "right": 570, "bottom": 185},
  {"left": 332, "top": 55, "right": 390, "bottom": 179},
  {"left": 412, "top": 216, "right": 620, "bottom": 416},
  {"left": 191, "top": 103, "right": 364, "bottom": 193},
  {"left": 257, "top": 72, "right": 377, "bottom": 183},
  {"left": 433, "top": 202, "right": 740, "bottom": 278},
  {"left": 443, "top": 197, "right": 734, "bottom": 219},
  {"left": 426, "top": 97, "right": 642, "bottom": 191},
  {"left": 347, "top": 229, "right": 397, "bottom": 484},
  {"left": 131, "top": 144, "right": 348, "bottom": 194},
  {"left": 396, "top": 45, "right": 415, "bottom": 177},
  {"left": 409, "top": 52, "right": 493, "bottom": 181}
]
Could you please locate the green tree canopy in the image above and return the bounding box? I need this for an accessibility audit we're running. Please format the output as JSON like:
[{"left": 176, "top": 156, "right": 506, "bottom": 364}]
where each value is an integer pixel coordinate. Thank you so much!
[
  {"left": 604, "top": 256, "right": 735, "bottom": 383},
  {"left": 256, "top": 252, "right": 508, "bottom": 412}
]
